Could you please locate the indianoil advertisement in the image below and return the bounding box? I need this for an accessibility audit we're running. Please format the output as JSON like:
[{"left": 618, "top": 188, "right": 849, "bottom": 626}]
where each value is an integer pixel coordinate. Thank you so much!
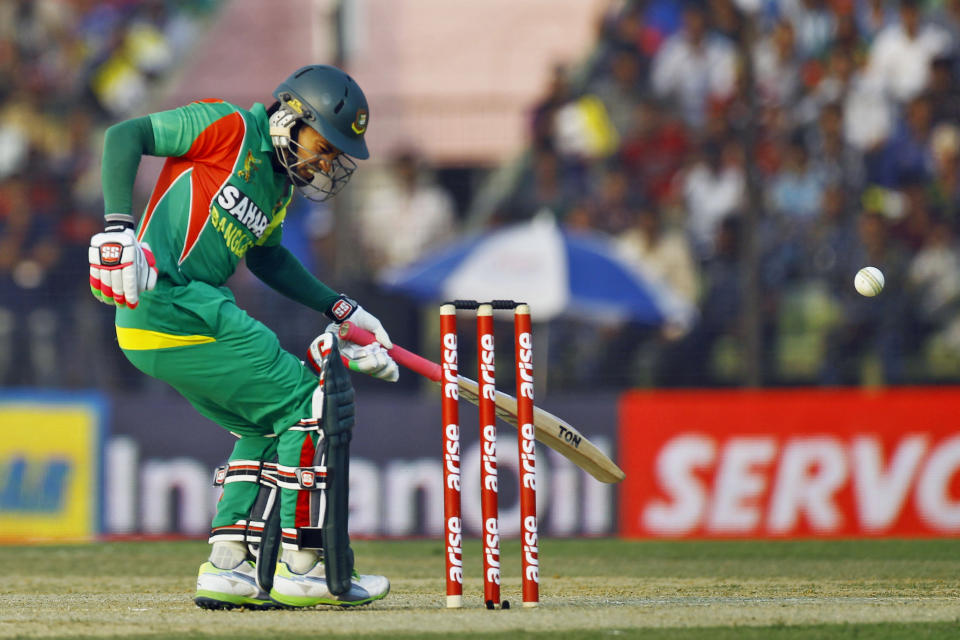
[
  {"left": 619, "top": 388, "right": 960, "bottom": 538},
  {"left": 0, "top": 393, "right": 107, "bottom": 541}
]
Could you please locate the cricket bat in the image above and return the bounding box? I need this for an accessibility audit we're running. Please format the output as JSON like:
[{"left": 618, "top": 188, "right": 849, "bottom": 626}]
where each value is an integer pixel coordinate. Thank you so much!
[{"left": 338, "top": 321, "right": 626, "bottom": 484}]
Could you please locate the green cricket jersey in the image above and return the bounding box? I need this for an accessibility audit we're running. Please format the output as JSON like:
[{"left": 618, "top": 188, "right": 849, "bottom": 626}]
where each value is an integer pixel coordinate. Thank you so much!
[{"left": 138, "top": 100, "right": 292, "bottom": 286}]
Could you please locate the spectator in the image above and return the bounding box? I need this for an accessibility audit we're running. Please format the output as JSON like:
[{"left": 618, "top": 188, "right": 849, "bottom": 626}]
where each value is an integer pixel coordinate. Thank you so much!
[
  {"left": 870, "top": 93, "right": 934, "bottom": 188},
  {"left": 907, "top": 218, "right": 960, "bottom": 350},
  {"left": 927, "top": 55, "right": 960, "bottom": 126},
  {"left": 843, "top": 46, "right": 895, "bottom": 151},
  {"left": 591, "top": 163, "right": 645, "bottom": 235},
  {"left": 616, "top": 203, "right": 700, "bottom": 308},
  {"left": 821, "top": 211, "right": 911, "bottom": 384},
  {"left": 585, "top": 201, "right": 701, "bottom": 388},
  {"left": 795, "top": 44, "right": 855, "bottom": 126},
  {"left": 650, "top": 1, "right": 738, "bottom": 129},
  {"left": 927, "top": 123, "right": 960, "bottom": 226},
  {"left": 658, "top": 215, "right": 744, "bottom": 386},
  {"left": 802, "top": 184, "right": 861, "bottom": 283},
  {"left": 356, "top": 149, "right": 457, "bottom": 273},
  {"left": 0, "top": 177, "right": 64, "bottom": 387},
  {"left": 890, "top": 178, "right": 934, "bottom": 252},
  {"left": 930, "top": 0, "right": 960, "bottom": 63},
  {"left": 529, "top": 63, "right": 573, "bottom": 152},
  {"left": 780, "top": 0, "right": 837, "bottom": 59},
  {"left": 680, "top": 139, "right": 746, "bottom": 257},
  {"left": 753, "top": 20, "right": 802, "bottom": 108},
  {"left": 806, "top": 102, "right": 866, "bottom": 201},
  {"left": 588, "top": 45, "right": 646, "bottom": 138},
  {"left": 508, "top": 147, "right": 586, "bottom": 223},
  {"left": 619, "top": 98, "right": 691, "bottom": 205},
  {"left": 855, "top": 0, "right": 897, "bottom": 43},
  {"left": 866, "top": 0, "right": 952, "bottom": 104},
  {"left": 768, "top": 136, "right": 828, "bottom": 222}
]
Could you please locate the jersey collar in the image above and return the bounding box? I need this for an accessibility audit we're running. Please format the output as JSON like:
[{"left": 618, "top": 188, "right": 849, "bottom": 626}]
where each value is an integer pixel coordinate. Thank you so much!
[{"left": 250, "top": 102, "right": 274, "bottom": 153}]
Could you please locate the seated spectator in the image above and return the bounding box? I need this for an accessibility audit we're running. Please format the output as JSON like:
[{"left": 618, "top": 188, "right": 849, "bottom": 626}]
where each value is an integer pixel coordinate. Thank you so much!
[
  {"left": 356, "top": 149, "right": 457, "bottom": 273},
  {"left": 769, "top": 136, "right": 828, "bottom": 222},
  {"left": 650, "top": 1, "right": 738, "bottom": 129},
  {"left": 856, "top": 0, "right": 897, "bottom": 44},
  {"left": 616, "top": 202, "right": 700, "bottom": 310},
  {"left": 753, "top": 20, "right": 802, "bottom": 108},
  {"left": 590, "top": 162, "right": 646, "bottom": 235},
  {"left": 528, "top": 63, "right": 573, "bottom": 152},
  {"left": 806, "top": 102, "right": 866, "bottom": 201},
  {"left": 508, "top": 147, "right": 586, "bottom": 223},
  {"left": 866, "top": 0, "right": 952, "bottom": 104},
  {"left": 680, "top": 139, "right": 746, "bottom": 258},
  {"left": 870, "top": 93, "right": 934, "bottom": 188},
  {"left": 821, "top": 210, "right": 911, "bottom": 384},
  {"left": 657, "top": 215, "right": 743, "bottom": 387},
  {"left": 890, "top": 178, "right": 934, "bottom": 251},
  {"left": 780, "top": 0, "right": 837, "bottom": 59},
  {"left": 843, "top": 46, "right": 894, "bottom": 151},
  {"left": 927, "top": 55, "right": 960, "bottom": 125},
  {"left": 588, "top": 45, "right": 647, "bottom": 139},
  {"left": 927, "top": 123, "right": 960, "bottom": 226},
  {"left": 795, "top": 44, "right": 856, "bottom": 125},
  {"left": 908, "top": 218, "right": 960, "bottom": 334},
  {"left": 802, "top": 184, "right": 861, "bottom": 282},
  {"left": 619, "top": 98, "right": 690, "bottom": 204}
]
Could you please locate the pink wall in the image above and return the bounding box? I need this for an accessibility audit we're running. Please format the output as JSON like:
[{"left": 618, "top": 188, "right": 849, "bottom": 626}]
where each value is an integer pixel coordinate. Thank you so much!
[{"left": 161, "top": 0, "right": 608, "bottom": 165}]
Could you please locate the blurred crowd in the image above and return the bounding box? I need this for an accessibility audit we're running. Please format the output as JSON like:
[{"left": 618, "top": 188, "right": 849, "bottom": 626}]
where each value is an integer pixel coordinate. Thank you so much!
[
  {"left": 495, "top": 0, "right": 960, "bottom": 388},
  {"left": 4, "top": 0, "right": 960, "bottom": 392},
  {"left": 0, "top": 0, "right": 216, "bottom": 388}
]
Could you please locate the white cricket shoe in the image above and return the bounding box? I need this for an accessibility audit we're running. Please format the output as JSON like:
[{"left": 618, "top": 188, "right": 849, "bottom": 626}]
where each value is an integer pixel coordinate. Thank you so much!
[
  {"left": 194, "top": 559, "right": 277, "bottom": 610},
  {"left": 269, "top": 560, "right": 390, "bottom": 608}
]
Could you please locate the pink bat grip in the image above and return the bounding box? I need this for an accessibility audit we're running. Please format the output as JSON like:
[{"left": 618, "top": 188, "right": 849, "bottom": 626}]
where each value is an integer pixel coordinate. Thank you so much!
[{"left": 338, "top": 321, "right": 443, "bottom": 382}]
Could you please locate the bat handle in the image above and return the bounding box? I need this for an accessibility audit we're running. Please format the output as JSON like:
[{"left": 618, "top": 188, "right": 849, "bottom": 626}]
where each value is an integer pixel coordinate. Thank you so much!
[{"left": 339, "top": 321, "right": 443, "bottom": 383}]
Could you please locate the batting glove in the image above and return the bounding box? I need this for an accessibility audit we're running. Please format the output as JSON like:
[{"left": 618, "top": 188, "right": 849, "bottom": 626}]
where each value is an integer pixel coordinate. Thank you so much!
[
  {"left": 89, "top": 222, "right": 158, "bottom": 309},
  {"left": 310, "top": 328, "right": 399, "bottom": 383},
  {"left": 325, "top": 295, "right": 393, "bottom": 349}
]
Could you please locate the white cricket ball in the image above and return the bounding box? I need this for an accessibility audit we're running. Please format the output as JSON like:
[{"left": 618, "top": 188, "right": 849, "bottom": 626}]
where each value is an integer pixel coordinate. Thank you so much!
[{"left": 854, "top": 266, "right": 884, "bottom": 297}]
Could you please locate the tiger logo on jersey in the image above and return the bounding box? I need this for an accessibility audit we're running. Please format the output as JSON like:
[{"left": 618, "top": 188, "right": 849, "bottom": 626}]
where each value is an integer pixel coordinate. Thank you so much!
[{"left": 237, "top": 150, "right": 261, "bottom": 183}]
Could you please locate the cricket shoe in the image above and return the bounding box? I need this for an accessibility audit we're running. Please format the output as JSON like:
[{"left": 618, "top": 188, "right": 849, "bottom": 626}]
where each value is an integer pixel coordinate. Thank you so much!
[
  {"left": 269, "top": 560, "right": 390, "bottom": 608},
  {"left": 194, "top": 559, "right": 277, "bottom": 610}
]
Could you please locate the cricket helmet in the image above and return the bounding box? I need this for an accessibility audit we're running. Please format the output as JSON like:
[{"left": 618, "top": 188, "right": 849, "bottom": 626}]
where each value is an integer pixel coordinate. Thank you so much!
[
  {"left": 270, "top": 65, "right": 370, "bottom": 201},
  {"left": 273, "top": 65, "right": 370, "bottom": 160}
]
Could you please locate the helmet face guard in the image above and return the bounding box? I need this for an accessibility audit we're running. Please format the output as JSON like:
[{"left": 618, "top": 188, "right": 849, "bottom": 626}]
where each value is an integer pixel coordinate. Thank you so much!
[{"left": 276, "top": 131, "right": 357, "bottom": 202}]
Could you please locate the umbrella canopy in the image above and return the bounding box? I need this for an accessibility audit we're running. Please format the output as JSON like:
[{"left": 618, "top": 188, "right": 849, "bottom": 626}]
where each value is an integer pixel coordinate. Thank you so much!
[{"left": 379, "top": 215, "right": 696, "bottom": 326}]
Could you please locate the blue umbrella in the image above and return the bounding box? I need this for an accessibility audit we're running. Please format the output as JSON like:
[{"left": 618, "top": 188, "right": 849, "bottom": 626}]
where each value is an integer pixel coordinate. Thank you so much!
[{"left": 379, "top": 215, "right": 695, "bottom": 327}]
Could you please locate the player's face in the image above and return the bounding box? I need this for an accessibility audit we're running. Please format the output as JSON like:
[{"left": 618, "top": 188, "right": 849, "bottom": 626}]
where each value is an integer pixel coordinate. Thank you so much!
[{"left": 294, "top": 126, "right": 341, "bottom": 180}]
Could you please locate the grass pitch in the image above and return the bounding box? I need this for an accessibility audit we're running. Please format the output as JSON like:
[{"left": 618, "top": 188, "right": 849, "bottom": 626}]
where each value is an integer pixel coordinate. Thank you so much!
[{"left": 1, "top": 538, "right": 960, "bottom": 638}]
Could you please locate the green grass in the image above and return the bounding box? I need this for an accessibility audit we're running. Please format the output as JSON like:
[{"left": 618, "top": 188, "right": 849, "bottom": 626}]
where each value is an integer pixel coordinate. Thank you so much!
[{"left": 1, "top": 538, "right": 959, "bottom": 638}]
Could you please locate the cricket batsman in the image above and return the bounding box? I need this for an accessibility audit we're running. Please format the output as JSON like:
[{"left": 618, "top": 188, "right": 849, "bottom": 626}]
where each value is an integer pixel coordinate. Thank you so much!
[{"left": 88, "top": 65, "right": 398, "bottom": 609}]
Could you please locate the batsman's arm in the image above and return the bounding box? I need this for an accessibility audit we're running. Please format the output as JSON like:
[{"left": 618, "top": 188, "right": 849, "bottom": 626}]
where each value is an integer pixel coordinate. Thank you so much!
[{"left": 338, "top": 321, "right": 626, "bottom": 484}]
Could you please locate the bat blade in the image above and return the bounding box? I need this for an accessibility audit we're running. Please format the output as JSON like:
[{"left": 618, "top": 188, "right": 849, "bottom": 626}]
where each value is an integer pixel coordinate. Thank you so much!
[
  {"left": 339, "top": 321, "right": 626, "bottom": 483},
  {"left": 456, "top": 375, "right": 625, "bottom": 483}
]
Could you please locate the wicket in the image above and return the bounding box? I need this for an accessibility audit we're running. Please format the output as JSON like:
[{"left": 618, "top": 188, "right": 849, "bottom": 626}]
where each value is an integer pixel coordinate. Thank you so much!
[{"left": 441, "top": 300, "right": 539, "bottom": 610}]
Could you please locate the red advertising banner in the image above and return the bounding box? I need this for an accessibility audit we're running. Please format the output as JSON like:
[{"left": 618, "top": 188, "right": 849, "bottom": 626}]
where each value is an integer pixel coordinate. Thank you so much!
[{"left": 619, "top": 388, "right": 960, "bottom": 538}]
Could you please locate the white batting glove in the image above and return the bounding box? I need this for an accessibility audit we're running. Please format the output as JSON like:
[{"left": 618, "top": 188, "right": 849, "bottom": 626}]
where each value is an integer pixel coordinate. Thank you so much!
[
  {"left": 88, "top": 227, "right": 158, "bottom": 309},
  {"left": 325, "top": 295, "right": 393, "bottom": 349},
  {"left": 310, "top": 327, "right": 399, "bottom": 383}
]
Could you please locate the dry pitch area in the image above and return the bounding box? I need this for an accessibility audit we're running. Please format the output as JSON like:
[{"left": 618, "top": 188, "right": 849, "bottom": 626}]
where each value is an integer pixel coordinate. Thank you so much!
[{"left": 1, "top": 539, "right": 960, "bottom": 639}]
